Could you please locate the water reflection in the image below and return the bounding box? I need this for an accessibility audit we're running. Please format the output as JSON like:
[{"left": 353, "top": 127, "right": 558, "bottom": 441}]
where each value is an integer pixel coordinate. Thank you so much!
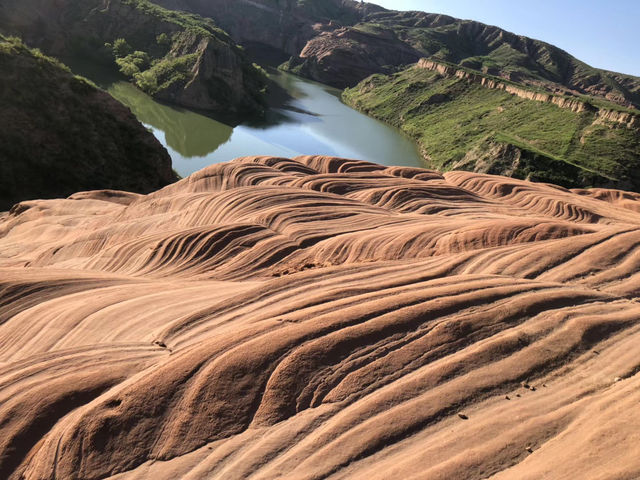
[
  {"left": 68, "top": 60, "right": 424, "bottom": 177},
  {"left": 108, "top": 82, "right": 233, "bottom": 157}
]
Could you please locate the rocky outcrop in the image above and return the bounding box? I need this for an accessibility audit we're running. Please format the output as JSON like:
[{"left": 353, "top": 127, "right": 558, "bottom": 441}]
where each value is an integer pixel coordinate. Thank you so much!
[
  {"left": 3, "top": 156, "right": 640, "bottom": 479},
  {"left": 418, "top": 58, "right": 590, "bottom": 112},
  {"left": 596, "top": 109, "right": 639, "bottom": 128},
  {"left": 0, "top": 0, "right": 266, "bottom": 115},
  {"left": 417, "top": 59, "right": 640, "bottom": 127},
  {"left": 282, "top": 25, "right": 421, "bottom": 89},
  {"left": 0, "top": 36, "right": 176, "bottom": 211}
]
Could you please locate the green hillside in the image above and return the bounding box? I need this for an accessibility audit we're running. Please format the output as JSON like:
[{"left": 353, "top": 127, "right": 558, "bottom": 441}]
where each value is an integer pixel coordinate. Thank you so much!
[
  {"left": 361, "top": 10, "right": 640, "bottom": 108},
  {"left": 0, "top": 0, "right": 267, "bottom": 115},
  {"left": 0, "top": 35, "right": 176, "bottom": 210},
  {"left": 344, "top": 66, "right": 640, "bottom": 190}
]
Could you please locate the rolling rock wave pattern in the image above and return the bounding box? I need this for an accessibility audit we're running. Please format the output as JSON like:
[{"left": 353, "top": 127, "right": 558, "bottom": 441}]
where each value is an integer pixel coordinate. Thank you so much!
[{"left": 1, "top": 156, "right": 640, "bottom": 480}]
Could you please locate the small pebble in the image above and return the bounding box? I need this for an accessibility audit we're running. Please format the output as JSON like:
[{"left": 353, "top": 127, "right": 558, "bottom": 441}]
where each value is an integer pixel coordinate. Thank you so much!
[
  {"left": 526, "top": 446, "right": 534, "bottom": 453},
  {"left": 516, "top": 393, "right": 521, "bottom": 398},
  {"left": 505, "top": 395, "right": 511, "bottom": 400},
  {"left": 458, "top": 413, "right": 469, "bottom": 420},
  {"left": 529, "top": 386, "right": 537, "bottom": 391},
  {"left": 614, "top": 377, "right": 622, "bottom": 382}
]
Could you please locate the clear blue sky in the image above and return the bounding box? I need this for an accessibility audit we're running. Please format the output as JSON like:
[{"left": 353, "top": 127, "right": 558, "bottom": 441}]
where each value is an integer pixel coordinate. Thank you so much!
[{"left": 369, "top": 0, "right": 640, "bottom": 77}]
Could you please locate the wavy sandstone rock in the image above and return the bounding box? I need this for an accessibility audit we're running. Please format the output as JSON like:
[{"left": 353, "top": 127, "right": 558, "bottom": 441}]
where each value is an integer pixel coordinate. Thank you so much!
[{"left": 1, "top": 156, "right": 640, "bottom": 479}]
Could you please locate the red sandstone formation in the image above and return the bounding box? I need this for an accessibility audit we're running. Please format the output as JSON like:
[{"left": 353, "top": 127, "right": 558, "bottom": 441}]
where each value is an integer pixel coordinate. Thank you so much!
[{"left": 1, "top": 156, "right": 639, "bottom": 479}]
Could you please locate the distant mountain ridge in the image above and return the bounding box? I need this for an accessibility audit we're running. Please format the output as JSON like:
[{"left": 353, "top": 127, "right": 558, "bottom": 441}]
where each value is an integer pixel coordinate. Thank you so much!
[
  {"left": 150, "top": 0, "right": 640, "bottom": 108},
  {"left": 358, "top": 9, "right": 640, "bottom": 108}
]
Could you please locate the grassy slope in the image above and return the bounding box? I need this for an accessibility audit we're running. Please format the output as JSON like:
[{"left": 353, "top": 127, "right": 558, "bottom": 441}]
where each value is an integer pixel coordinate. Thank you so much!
[
  {"left": 359, "top": 12, "right": 640, "bottom": 109},
  {"left": 344, "top": 67, "right": 640, "bottom": 190},
  {"left": 0, "top": 35, "right": 175, "bottom": 210}
]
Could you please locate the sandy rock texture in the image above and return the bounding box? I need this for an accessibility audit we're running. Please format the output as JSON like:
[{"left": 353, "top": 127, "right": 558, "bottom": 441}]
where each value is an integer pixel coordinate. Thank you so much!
[{"left": 1, "top": 156, "right": 639, "bottom": 479}]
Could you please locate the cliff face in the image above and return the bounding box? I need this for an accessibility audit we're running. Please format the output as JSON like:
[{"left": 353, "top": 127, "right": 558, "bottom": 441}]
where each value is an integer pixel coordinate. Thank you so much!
[
  {"left": 0, "top": 0, "right": 266, "bottom": 115},
  {"left": 283, "top": 24, "right": 421, "bottom": 89},
  {"left": 0, "top": 36, "right": 177, "bottom": 211},
  {"left": 151, "top": 0, "right": 380, "bottom": 56}
]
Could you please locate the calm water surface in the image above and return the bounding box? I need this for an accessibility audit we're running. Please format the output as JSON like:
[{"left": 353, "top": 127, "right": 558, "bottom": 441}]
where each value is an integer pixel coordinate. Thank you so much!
[{"left": 74, "top": 64, "right": 424, "bottom": 177}]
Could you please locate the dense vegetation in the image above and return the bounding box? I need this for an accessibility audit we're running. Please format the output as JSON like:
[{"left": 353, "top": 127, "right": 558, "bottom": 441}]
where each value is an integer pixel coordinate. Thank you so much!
[
  {"left": 344, "top": 67, "right": 640, "bottom": 190},
  {"left": 0, "top": 35, "right": 176, "bottom": 210},
  {"left": 120, "top": 0, "right": 230, "bottom": 38}
]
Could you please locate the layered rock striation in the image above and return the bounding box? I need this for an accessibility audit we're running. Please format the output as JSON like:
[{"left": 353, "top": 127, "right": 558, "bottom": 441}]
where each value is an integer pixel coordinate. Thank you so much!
[
  {"left": 417, "top": 58, "right": 592, "bottom": 112},
  {"left": 1, "top": 156, "right": 640, "bottom": 479},
  {"left": 416, "top": 58, "right": 640, "bottom": 127}
]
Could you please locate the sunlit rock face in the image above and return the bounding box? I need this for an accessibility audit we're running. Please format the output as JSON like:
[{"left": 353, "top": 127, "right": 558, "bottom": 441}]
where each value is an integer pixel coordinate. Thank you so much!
[{"left": 1, "top": 156, "right": 640, "bottom": 480}]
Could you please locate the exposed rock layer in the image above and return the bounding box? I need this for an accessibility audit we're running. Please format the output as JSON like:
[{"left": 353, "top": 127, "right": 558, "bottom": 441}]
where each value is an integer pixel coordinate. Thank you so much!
[
  {"left": 285, "top": 24, "right": 421, "bottom": 89},
  {"left": 1, "top": 156, "right": 640, "bottom": 479},
  {"left": 417, "top": 58, "right": 640, "bottom": 128},
  {"left": 0, "top": 36, "right": 176, "bottom": 211}
]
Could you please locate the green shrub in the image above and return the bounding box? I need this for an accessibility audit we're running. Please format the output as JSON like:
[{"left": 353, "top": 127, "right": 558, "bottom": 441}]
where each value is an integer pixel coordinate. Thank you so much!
[
  {"left": 116, "top": 50, "right": 151, "bottom": 77},
  {"left": 112, "top": 38, "right": 132, "bottom": 58},
  {"left": 134, "top": 53, "right": 198, "bottom": 95},
  {"left": 156, "top": 33, "right": 170, "bottom": 45}
]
